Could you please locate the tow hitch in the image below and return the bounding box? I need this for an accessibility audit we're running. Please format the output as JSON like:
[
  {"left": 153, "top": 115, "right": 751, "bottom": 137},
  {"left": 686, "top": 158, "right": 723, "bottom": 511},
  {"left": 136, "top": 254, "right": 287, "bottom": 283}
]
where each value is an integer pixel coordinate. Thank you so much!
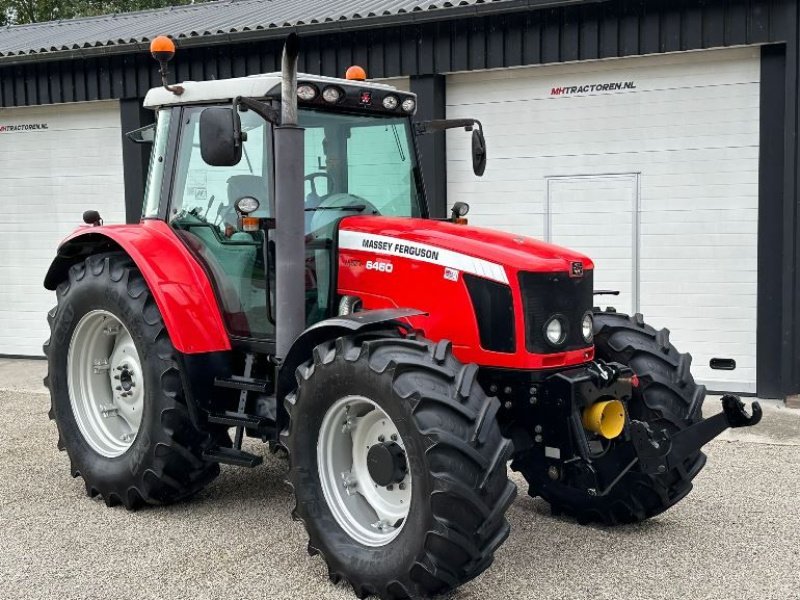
[{"left": 630, "top": 395, "right": 763, "bottom": 475}]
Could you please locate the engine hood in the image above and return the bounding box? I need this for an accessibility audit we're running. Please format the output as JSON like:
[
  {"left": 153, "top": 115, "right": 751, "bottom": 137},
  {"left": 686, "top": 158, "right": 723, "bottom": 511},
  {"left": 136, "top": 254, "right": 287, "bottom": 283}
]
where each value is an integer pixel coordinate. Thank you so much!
[{"left": 339, "top": 216, "right": 593, "bottom": 279}]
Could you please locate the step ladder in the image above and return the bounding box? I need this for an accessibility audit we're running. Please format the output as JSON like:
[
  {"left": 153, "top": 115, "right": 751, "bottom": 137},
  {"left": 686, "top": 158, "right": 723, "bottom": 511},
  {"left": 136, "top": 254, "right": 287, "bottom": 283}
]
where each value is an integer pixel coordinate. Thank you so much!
[{"left": 202, "top": 353, "right": 273, "bottom": 468}]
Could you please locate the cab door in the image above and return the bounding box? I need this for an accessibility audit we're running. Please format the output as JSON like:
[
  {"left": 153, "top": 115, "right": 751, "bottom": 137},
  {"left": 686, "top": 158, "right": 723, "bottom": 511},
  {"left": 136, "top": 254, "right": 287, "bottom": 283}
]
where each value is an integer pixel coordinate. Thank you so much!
[{"left": 167, "top": 106, "right": 274, "bottom": 340}]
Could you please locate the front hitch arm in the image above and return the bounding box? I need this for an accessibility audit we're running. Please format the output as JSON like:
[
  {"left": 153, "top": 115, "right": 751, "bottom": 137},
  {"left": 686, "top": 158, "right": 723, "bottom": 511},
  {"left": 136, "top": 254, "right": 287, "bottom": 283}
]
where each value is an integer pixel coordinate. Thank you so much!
[{"left": 630, "top": 395, "right": 762, "bottom": 475}]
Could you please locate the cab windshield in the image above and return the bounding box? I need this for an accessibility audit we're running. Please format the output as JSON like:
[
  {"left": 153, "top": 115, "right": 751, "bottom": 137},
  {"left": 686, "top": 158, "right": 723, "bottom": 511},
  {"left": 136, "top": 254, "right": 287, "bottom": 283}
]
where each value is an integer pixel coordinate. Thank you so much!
[{"left": 300, "top": 108, "right": 425, "bottom": 237}]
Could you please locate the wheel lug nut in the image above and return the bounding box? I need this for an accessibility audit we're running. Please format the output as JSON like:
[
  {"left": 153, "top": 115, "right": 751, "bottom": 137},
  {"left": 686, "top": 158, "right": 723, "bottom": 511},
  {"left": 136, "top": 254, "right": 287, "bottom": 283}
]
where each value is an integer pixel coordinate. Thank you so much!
[
  {"left": 390, "top": 434, "right": 397, "bottom": 441},
  {"left": 378, "top": 435, "right": 385, "bottom": 443},
  {"left": 399, "top": 483, "right": 406, "bottom": 490},
  {"left": 386, "top": 485, "right": 393, "bottom": 491}
]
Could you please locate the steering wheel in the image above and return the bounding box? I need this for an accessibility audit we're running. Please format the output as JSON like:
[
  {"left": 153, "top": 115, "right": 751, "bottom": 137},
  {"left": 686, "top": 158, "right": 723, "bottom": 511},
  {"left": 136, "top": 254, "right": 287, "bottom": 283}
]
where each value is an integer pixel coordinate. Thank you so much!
[
  {"left": 305, "top": 172, "right": 334, "bottom": 209},
  {"left": 307, "top": 193, "right": 381, "bottom": 237}
]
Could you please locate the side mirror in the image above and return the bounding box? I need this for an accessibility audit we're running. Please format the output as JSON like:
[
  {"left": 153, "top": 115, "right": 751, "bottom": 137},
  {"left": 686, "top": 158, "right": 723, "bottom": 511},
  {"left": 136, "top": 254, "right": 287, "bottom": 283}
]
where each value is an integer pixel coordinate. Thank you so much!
[
  {"left": 200, "top": 107, "right": 242, "bottom": 167},
  {"left": 472, "top": 128, "right": 487, "bottom": 177},
  {"left": 450, "top": 202, "right": 470, "bottom": 222}
]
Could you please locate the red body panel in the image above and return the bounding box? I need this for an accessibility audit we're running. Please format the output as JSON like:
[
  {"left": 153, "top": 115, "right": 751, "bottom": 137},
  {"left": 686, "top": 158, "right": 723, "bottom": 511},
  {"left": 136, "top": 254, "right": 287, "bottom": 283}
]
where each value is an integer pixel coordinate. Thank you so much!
[
  {"left": 58, "top": 220, "right": 231, "bottom": 354},
  {"left": 337, "top": 217, "right": 595, "bottom": 369}
]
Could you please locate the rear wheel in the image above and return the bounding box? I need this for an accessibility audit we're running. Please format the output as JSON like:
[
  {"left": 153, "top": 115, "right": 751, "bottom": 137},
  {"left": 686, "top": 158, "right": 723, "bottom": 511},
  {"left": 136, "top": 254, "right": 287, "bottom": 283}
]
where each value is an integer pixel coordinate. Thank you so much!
[
  {"left": 44, "top": 252, "right": 220, "bottom": 508},
  {"left": 282, "top": 333, "right": 516, "bottom": 599},
  {"left": 514, "top": 310, "right": 707, "bottom": 525}
]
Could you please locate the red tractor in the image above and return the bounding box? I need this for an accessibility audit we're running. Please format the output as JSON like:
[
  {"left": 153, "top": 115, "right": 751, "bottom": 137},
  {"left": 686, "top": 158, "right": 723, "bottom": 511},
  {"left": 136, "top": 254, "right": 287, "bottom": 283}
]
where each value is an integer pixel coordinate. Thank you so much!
[{"left": 43, "top": 35, "right": 760, "bottom": 599}]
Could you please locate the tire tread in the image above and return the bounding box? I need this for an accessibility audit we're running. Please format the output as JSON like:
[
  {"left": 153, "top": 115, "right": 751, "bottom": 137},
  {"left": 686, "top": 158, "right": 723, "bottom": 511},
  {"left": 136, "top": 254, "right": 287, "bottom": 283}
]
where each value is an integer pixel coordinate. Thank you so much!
[
  {"left": 44, "top": 252, "right": 219, "bottom": 510},
  {"left": 282, "top": 333, "right": 516, "bottom": 599}
]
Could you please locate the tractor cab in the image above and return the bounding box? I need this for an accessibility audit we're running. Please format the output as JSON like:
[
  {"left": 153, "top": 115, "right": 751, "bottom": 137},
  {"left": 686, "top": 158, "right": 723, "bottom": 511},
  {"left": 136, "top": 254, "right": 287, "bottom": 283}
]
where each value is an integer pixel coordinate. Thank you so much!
[{"left": 140, "top": 72, "right": 431, "bottom": 342}]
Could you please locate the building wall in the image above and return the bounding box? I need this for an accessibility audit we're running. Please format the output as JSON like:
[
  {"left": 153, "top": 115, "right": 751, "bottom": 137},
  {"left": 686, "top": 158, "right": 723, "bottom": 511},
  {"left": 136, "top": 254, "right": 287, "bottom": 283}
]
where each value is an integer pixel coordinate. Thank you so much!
[
  {"left": 0, "top": 100, "right": 125, "bottom": 356},
  {"left": 446, "top": 47, "right": 761, "bottom": 392}
]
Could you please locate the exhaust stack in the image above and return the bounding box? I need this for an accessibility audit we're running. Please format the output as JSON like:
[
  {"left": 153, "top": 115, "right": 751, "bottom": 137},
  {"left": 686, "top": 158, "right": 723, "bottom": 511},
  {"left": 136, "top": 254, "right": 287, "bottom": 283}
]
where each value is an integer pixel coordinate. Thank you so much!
[{"left": 274, "top": 33, "right": 305, "bottom": 359}]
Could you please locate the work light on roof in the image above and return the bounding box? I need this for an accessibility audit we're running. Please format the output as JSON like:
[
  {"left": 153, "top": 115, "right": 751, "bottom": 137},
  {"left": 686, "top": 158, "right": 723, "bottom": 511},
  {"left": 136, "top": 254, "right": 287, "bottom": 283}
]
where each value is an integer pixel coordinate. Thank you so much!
[
  {"left": 382, "top": 95, "right": 399, "bottom": 110},
  {"left": 322, "top": 86, "right": 343, "bottom": 103},
  {"left": 297, "top": 84, "right": 318, "bottom": 101},
  {"left": 401, "top": 97, "right": 416, "bottom": 113}
]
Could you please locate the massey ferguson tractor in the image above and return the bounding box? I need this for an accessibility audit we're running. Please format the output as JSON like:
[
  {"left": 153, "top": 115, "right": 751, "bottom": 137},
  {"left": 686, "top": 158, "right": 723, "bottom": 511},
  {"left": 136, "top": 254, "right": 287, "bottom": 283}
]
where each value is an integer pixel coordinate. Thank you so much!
[{"left": 42, "top": 34, "right": 761, "bottom": 599}]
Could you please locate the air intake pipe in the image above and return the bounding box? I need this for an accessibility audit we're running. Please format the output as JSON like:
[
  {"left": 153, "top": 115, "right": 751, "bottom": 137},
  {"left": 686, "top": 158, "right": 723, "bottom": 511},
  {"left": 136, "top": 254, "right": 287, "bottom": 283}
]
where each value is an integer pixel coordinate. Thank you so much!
[{"left": 274, "top": 33, "right": 305, "bottom": 359}]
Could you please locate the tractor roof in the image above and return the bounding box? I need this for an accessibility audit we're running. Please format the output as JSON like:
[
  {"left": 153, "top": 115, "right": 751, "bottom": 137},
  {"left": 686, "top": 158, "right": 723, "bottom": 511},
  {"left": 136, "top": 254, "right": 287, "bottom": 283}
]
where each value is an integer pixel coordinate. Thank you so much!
[{"left": 143, "top": 72, "right": 408, "bottom": 109}]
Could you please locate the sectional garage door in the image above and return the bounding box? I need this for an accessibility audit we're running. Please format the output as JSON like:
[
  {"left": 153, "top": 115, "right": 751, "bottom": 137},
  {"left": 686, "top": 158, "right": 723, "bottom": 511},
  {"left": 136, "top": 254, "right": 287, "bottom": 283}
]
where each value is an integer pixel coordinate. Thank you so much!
[
  {"left": 0, "top": 101, "right": 125, "bottom": 356},
  {"left": 446, "top": 47, "right": 760, "bottom": 393}
]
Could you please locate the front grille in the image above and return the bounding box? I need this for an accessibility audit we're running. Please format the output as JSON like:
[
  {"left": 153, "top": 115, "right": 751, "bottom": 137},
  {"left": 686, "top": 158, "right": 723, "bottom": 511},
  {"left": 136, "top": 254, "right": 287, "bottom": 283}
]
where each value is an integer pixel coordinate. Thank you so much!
[{"left": 518, "top": 270, "right": 593, "bottom": 353}]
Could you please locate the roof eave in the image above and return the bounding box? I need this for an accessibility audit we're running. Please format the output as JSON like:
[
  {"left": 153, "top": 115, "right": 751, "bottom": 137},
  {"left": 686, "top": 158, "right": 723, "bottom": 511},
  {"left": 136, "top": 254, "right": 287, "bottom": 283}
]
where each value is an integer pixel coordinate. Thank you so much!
[{"left": 0, "top": 0, "right": 607, "bottom": 67}]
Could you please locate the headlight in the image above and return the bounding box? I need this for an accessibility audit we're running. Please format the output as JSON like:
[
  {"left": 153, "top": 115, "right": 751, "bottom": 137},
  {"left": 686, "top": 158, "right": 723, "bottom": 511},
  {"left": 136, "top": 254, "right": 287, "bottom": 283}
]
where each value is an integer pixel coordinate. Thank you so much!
[
  {"left": 322, "top": 86, "right": 343, "bottom": 103},
  {"left": 401, "top": 97, "right": 416, "bottom": 113},
  {"left": 235, "top": 196, "right": 260, "bottom": 215},
  {"left": 544, "top": 316, "right": 566, "bottom": 346},
  {"left": 296, "top": 84, "right": 318, "bottom": 101},
  {"left": 382, "top": 95, "right": 399, "bottom": 110},
  {"left": 582, "top": 312, "right": 594, "bottom": 343}
]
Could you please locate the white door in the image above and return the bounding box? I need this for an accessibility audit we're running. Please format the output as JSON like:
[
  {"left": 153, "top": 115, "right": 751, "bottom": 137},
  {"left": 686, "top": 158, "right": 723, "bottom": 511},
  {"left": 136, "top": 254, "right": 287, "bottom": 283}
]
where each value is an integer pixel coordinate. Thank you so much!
[
  {"left": 447, "top": 47, "right": 760, "bottom": 392},
  {"left": 0, "top": 101, "right": 125, "bottom": 356},
  {"left": 547, "top": 174, "right": 639, "bottom": 315}
]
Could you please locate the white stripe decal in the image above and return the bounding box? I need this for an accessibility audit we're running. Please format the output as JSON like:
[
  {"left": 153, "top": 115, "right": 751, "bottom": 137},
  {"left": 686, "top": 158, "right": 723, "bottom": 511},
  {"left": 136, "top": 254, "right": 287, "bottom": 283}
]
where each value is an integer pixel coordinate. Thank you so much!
[{"left": 338, "top": 230, "right": 509, "bottom": 285}]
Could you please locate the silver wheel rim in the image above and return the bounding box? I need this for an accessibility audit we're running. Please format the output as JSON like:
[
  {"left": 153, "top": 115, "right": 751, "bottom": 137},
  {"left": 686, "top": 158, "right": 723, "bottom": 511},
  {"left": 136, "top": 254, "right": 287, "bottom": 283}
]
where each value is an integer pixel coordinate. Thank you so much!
[
  {"left": 317, "top": 395, "right": 412, "bottom": 547},
  {"left": 67, "top": 310, "right": 144, "bottom": 458}
]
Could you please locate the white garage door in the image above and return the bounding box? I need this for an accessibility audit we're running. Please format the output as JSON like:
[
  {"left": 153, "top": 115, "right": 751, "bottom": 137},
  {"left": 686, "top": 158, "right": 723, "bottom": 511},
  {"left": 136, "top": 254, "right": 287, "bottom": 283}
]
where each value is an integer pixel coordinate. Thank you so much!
[
  {"left": 447, "top": 47, "right": 760, "bottom": 393},
  {"left": 0, "top": 101, "right": 125, "bottom": 356}
]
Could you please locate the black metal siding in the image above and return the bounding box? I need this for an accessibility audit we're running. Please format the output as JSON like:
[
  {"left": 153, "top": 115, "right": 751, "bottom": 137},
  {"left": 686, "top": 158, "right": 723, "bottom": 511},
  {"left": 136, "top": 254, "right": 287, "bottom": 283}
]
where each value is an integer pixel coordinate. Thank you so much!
[{"left": 0, "top": 0, "right": 795, "bottom": 106}]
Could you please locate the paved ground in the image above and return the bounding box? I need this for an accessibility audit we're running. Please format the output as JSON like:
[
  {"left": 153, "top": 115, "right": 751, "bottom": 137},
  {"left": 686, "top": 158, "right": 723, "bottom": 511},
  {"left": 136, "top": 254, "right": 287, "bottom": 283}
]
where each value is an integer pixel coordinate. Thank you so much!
[{"left": 1, "top": 358, "right": 799, "bottom": 600}]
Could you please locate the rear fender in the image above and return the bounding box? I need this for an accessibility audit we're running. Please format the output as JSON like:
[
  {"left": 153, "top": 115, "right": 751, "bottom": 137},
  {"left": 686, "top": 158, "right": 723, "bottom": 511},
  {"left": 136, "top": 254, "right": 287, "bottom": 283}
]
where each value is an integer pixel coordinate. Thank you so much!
[{"left": 44, "top": 220, "right": 231, "bottom": 354}]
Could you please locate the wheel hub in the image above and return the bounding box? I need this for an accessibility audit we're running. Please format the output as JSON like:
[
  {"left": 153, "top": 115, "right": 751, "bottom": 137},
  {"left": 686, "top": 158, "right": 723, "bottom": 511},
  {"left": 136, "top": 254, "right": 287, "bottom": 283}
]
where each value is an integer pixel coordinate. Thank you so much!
[
  {"left": 67, "top": 310, "right": 144, "bottom": 458},
  {"left": 119, "top": 367, "right": 134, "bottom": 392},
  {"left": 367, "top": 442, "right": 407, "bottom": 487},
  {"left": 317, "top": 396, "right": 412, "bottom": 547}
]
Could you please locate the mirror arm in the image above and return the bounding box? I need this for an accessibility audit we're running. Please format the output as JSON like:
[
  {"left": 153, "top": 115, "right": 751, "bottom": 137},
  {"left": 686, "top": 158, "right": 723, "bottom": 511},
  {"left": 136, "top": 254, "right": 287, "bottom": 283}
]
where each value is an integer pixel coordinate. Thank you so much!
[
  {"left": 415, "top": 118, "right": 483, "bottom": 135},
  {"left": 235, "top": 96, "right": 281, "bottom": 126}
]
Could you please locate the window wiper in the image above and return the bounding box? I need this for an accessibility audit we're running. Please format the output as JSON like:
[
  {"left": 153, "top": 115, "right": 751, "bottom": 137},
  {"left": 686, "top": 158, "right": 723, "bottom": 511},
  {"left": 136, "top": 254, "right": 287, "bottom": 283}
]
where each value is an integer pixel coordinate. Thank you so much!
[
  {"left": 305, "top": 205, "right": 366, "bottom": 212},
  {"left": 391, "top": 125, "right": 406, "bottom": 162}
]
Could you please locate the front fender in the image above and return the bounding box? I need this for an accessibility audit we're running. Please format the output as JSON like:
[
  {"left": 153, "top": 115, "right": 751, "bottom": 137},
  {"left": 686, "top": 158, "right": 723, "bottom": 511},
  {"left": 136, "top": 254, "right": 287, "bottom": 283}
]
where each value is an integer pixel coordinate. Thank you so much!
[
  {"left": 44, "top": 220, "right": 231, "bottom": 354},
  {"left": 275, "top": 308, "right": 425, "bottom": 434}
]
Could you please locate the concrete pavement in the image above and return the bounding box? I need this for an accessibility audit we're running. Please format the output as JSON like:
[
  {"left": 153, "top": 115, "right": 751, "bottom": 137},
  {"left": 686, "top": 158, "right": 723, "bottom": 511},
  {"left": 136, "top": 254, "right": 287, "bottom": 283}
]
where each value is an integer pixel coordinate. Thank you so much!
[{"left": 0, "top": 359, "right": 798, "bottom": 599}]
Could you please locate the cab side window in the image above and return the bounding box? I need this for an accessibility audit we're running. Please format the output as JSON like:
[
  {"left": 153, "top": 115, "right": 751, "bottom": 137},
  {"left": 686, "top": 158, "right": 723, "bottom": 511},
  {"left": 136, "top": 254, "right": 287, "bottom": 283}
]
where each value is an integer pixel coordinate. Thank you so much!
[
  {"left": 169, "top": 107, "right": 274, "bottom": 339},
  {"left": 170, "top": 109, "right": 270, "bottom": 230}
]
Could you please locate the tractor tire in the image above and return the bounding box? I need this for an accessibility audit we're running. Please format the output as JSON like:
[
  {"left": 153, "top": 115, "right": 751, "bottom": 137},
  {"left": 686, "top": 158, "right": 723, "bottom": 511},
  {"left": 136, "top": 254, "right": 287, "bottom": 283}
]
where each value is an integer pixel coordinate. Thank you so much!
[
  {"left": 44, "top": 252, "right": 220, "bottom": 509},
  {"left": 514, "top": 310, "right": 707, "bottom": 525},
  {"left": 282, "top": 333, "right": 516, "bottom": 600}
]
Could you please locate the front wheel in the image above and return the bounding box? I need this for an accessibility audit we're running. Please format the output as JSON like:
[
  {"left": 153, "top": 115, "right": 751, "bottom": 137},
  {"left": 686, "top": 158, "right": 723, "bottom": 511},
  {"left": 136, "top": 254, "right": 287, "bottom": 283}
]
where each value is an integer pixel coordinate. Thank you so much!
[
  {"left": 514, "top": 310, "right": 707, "bottom": 525},
  {"left": 282, "top": 334, "right": 516, "bottom": 599},
  {"left": 44, "top": 252, "right": 220, "bottom": 509}
]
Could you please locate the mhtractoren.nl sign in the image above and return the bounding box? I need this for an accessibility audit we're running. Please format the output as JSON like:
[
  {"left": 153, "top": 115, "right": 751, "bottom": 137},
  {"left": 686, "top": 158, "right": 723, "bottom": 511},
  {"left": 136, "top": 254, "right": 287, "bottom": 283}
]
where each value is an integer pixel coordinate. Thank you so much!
[{"left": 0, "top": 123, "right": 49, "bottom": 133}]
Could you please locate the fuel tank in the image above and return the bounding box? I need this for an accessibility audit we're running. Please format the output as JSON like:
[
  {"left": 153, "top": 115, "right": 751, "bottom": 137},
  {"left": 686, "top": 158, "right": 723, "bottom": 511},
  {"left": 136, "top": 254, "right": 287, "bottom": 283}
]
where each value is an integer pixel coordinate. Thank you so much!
[{"left": 336, "top": 216, "right": 596, "bottom": 370}]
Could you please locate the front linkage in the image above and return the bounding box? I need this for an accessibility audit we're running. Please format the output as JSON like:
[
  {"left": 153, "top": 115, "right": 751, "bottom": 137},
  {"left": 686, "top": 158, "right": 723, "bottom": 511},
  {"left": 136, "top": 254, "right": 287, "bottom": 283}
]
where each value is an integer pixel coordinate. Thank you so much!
[{"left": 502, "top": 359, "right": 762, "bottom": 502}]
